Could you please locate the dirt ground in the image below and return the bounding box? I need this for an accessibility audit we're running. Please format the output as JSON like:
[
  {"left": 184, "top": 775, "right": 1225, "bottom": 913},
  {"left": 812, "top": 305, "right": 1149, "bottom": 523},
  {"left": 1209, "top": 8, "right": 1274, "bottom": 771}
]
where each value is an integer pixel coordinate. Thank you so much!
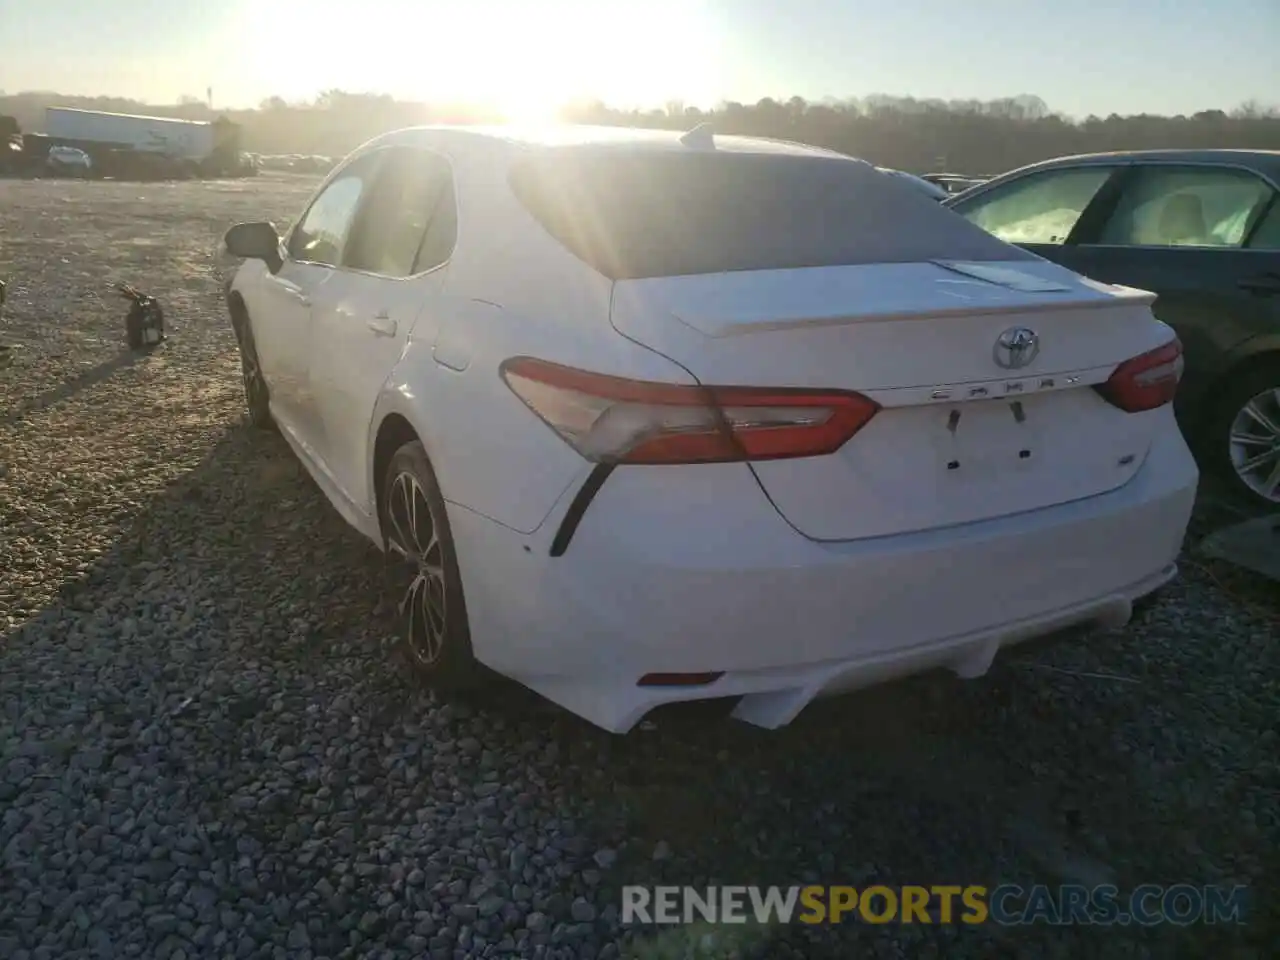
[{"left": 1, "top": 175, "right": 1276, "bottom": 960}]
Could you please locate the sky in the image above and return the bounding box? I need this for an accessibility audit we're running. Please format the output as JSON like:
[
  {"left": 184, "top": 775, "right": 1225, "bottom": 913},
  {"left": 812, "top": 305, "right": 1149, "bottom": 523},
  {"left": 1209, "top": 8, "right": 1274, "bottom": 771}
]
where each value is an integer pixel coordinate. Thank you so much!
[{"left": 0, "top": 0, "right": 1277, "bottom": 119}]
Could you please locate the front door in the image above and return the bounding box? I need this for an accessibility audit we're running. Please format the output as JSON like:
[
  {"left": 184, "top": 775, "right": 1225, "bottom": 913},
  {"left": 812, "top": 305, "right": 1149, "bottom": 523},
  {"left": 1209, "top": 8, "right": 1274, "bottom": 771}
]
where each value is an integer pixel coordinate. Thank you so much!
[
  {"left": 308, "top": 147, "right": 460, "bottom": 513},
  {"left": 270, "top": 151, "right": 385, "bottom": 450},
  {"left": 947, "top": 162, "right": 1129, "bottom": 274},
  {"left": 253, "top": 260, "right": 331, "bottom": 432}
]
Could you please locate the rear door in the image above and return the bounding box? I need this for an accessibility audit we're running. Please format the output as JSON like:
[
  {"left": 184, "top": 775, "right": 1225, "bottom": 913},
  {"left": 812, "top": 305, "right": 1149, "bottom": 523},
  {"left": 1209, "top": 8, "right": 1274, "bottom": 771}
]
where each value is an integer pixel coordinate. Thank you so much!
[
  {"left": 1054, "top": 163, "right": 1280, "bottom": 409},
  {"left": 308, "top": 147, "right": 458, "bottom": 511}
]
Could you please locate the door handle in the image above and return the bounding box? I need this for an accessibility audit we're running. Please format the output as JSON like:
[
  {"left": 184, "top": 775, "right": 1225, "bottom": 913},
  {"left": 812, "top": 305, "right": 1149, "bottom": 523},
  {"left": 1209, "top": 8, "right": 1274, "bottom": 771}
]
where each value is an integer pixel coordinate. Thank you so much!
[
  {"left": 1238, "top": 273, "right": 1280, "bottom": 295},
  {"left": 286, "top": 289, "right": 311, "bottom": 306},
  {"left": 367, "top": 314, "right": 397, "bottom": 337}
]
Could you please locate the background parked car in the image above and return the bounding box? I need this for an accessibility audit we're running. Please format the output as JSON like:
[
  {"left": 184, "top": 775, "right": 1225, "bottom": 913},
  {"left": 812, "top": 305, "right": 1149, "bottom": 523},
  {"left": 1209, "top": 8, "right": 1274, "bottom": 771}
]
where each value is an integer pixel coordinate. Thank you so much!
[
  {"left": 45, "top": 145, "right": 92, "bottom": 177},
  {"left": 876, "top": 167, "right": 949, "bottom": 200},
  {"left": 946, "top": 149, "right": 1280, "bottom": 508},
  {"left": 923, "top": 172, "right": 990, "bottom": 195}
]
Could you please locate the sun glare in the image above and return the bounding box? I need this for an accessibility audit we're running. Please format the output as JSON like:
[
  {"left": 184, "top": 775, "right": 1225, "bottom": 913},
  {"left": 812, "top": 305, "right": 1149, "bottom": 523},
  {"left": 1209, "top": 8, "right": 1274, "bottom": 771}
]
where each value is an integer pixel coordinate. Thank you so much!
[{"left": 238, "top": 0, "right": 721, "bottom": 118}]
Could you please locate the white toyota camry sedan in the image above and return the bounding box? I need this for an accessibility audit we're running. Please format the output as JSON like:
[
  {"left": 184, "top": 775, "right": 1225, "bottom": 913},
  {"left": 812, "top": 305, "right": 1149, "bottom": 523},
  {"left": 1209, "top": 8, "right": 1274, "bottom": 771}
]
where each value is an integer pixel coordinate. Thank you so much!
[{"left": 222, "top": 124, "right": 1199, "bottom": 734}]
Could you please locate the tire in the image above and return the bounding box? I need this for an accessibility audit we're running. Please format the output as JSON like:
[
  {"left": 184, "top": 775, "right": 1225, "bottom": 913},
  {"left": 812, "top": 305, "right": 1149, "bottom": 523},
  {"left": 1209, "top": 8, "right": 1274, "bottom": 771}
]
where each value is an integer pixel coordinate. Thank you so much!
[
  {"left": 1204, "top": 363, "right": 1280, "bottom": 509},
  {"left": 231, "top": 307, "right": 274, "bottom": 429},
  {"left": 380, "top": 440, "right": 481, "bottom": 687}
]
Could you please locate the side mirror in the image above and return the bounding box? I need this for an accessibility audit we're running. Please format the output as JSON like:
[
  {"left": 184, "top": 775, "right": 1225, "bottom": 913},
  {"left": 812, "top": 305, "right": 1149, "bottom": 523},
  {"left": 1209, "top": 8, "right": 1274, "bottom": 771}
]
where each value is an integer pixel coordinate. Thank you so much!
[{"left": 224, "top": 221, "right": 283, "bottom": 273}]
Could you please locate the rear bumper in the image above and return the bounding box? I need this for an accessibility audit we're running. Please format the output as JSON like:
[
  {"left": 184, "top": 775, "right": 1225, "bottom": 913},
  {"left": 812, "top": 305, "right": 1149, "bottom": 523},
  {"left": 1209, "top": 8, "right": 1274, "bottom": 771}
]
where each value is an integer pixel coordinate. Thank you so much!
[{"left": 448, "top": 423, "right": 1198, "bottom": 733}]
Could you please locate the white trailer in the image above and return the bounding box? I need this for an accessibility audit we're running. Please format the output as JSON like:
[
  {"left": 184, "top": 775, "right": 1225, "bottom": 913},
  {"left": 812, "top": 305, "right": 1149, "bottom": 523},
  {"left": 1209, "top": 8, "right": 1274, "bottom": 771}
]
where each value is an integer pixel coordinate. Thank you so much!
[{"left": 44, "top": 107, "right": 216, "bottom": 161}]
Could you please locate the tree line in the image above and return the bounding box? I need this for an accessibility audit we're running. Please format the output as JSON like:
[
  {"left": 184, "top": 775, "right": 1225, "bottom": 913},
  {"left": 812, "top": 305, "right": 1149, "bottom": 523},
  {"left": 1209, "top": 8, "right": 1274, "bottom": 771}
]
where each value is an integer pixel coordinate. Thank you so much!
[{"left": 3, "top": 89, "right": 1279, "bottom": 175}]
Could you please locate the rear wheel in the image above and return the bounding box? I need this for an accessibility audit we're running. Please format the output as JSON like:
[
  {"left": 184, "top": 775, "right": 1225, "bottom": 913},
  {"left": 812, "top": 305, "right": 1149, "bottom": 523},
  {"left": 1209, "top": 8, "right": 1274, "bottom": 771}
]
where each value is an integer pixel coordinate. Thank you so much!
[
  {"left": 1207, "top": 364, "right": 1280, "bottom": 508},
  {"left": 380, "top": 440, "right": 480, "bottom": 687}
]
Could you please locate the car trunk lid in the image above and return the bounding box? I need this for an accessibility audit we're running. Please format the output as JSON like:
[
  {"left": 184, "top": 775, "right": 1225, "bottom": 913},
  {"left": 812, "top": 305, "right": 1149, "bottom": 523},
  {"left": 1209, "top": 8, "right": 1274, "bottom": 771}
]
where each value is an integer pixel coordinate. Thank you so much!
[{"left": 611, "top": 258, "right": 1174, "bottom": 541}]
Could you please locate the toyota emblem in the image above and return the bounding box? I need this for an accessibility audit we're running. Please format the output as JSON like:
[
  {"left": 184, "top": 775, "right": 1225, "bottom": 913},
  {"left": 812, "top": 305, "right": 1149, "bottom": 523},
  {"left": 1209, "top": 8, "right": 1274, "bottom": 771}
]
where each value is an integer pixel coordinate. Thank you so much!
[{"left": 993, "top": 327, "right": 1040, "bottom": 370}]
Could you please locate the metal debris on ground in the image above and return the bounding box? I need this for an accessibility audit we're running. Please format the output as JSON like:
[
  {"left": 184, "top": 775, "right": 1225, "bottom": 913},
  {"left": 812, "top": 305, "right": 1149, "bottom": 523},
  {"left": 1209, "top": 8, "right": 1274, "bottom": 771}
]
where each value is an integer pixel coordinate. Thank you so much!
[
  {"left": 1198, "top": 513, "right": 1280, "bottom": 582},
  {"left": 116, "top": 281, "right": 166, "bottom": 349}
]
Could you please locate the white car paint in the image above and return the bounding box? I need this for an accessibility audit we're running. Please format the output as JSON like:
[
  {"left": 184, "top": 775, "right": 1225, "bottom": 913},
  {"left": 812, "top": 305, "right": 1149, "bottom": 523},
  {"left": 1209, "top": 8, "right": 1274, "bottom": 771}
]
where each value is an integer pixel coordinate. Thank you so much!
[{"left": 228, "top": 124, "right": 1199, "bottom": 733}]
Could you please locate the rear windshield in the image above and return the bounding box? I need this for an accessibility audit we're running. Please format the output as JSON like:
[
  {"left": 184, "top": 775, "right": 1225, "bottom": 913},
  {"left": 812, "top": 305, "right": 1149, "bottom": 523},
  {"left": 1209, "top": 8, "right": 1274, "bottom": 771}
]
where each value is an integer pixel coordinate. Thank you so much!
[{"left": 509, "top": 149, "right": 1032, "bottom": 280}]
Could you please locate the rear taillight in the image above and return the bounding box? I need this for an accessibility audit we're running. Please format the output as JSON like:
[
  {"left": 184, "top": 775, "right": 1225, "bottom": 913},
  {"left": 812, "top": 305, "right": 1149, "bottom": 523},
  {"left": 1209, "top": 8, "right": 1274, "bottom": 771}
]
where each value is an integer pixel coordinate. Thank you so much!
[
  {"left": 1094, "top": 339, "right": 1184, "bottom": 413},
  {"left": 500, "top": 357, "right": 879, "bottom": 465}
]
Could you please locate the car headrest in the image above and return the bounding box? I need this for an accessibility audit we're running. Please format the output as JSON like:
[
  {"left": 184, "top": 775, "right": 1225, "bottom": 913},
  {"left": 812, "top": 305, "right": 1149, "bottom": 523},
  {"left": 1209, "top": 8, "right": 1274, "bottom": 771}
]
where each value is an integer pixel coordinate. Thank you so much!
[{"left": 1158, "top": 192, "right": 1207, "bottom": 243}]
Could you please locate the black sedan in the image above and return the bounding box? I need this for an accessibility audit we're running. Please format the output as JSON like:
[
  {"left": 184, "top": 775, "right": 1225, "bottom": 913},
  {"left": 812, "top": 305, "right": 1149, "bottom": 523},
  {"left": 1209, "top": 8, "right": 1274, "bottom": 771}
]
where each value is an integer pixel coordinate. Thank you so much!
[{"left": 945, "top": 149, "right": 1280, "bottom": 508}]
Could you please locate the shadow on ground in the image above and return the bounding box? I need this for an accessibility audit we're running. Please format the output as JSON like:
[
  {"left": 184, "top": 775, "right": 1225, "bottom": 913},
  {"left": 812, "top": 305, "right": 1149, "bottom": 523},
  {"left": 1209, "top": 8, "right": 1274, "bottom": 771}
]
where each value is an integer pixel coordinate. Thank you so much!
[{"left": 1, "top": 348, "right": 153, "bottom": 427}]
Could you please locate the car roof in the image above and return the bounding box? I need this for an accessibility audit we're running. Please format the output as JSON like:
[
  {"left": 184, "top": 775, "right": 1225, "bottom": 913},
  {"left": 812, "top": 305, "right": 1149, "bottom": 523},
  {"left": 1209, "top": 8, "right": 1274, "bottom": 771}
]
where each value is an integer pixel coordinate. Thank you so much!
[
  {"left": 996, "top": 148, "right": 1280, "bottom": 180},
  {"left": 941, "top": 148, "right": 1280, "bottom": 206},
  {"left": 363, "top": 123, "right": 860, "bottom": 163}
]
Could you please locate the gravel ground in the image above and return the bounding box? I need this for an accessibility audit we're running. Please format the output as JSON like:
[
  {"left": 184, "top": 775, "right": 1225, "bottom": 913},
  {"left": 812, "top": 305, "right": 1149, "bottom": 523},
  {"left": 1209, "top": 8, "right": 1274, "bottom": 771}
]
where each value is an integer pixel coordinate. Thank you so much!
[{"left": 1, "top": 174, "right": 1277, "bottom": 960}]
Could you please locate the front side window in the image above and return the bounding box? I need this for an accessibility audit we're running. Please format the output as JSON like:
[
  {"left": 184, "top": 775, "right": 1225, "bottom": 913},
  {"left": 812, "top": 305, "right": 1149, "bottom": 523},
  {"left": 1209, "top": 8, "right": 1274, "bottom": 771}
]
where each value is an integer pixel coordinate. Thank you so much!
[
  {"left": 344, "top": 149, "right": 457, "bottom": 277},
  {"left": 287, "top": 154, "right": 381, "bottom": 266},
  {"left": 1096, "top": 166, "right": 1274, "bottom": 248},
  {"left": 953, "top": 167, "right": 1116, "bottom": 245}
]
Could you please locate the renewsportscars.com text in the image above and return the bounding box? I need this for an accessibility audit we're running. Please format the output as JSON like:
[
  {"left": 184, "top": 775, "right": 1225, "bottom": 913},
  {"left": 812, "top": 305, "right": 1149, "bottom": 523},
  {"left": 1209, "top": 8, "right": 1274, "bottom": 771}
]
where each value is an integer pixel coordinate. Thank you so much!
[{"left": 621, "top": 884, "right": 1250, "bottom": 926}]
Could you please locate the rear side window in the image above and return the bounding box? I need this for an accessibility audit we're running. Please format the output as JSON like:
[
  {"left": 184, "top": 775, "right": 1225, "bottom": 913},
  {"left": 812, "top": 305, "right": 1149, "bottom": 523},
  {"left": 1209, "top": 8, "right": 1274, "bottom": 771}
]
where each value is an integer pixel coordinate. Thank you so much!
[
  {"left": 414, "top": 180, "right": 458, "bottom": 273},
  {"left": 509, "top": 150, "right": 1031, "bottom": 280},
  {"left": 344, "top": 148, "right": 456, "bottom": 277}
]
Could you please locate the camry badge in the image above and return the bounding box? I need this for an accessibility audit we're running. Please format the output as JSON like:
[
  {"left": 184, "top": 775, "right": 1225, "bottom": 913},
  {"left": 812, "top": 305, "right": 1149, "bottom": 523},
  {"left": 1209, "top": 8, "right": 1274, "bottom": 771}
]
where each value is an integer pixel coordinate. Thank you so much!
[{"left": 994, "top": 327, "right": 1040, "bottom": 370}]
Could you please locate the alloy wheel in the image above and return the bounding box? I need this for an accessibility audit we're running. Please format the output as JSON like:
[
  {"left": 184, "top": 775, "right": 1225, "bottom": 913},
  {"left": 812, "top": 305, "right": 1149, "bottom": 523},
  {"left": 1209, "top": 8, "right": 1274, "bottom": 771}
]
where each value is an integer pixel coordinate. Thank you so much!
[
  {"left": 385, "top": 471, "right": 448, "bottom": 665},
  {"left": 1227, "top": 386, "right": 1280, "bottom": 504}
]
